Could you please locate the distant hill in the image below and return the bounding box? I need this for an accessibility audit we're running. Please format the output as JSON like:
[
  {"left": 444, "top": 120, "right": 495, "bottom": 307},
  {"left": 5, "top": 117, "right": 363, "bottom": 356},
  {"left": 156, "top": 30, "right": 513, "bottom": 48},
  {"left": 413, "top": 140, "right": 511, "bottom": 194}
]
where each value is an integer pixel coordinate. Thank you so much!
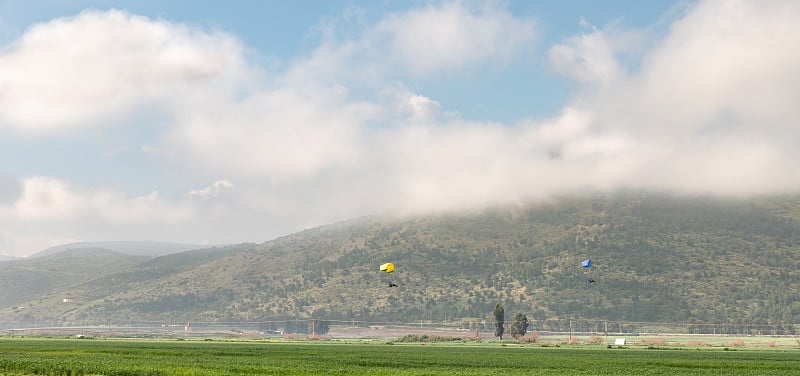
[
  {"left": 0, "top": 248, "right": 149, "bottom": 309},
  {"left": 2, "top": 244, "right": 250, "bottom": 323},
  {"left": 0, "top": 255, "right": 21, "bottom": 262},
  {"left": 30, "top": 241, "right": 207, "bottom": 258},
  {"left": 4, "top": 193, "right": 800, "bottom": 335}
]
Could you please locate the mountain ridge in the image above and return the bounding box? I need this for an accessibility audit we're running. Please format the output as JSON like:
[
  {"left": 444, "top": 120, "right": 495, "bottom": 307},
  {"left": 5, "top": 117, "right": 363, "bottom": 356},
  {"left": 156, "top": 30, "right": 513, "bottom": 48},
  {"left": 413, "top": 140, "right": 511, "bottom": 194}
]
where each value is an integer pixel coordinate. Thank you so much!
[
  {"left": 3, "top": 193, "right": 800, "bottom": 334},
  {"left": 0, "top": 248, "right": 150, "bottom": 310},
  {"left": 30, "top": 241, "right": 209, "bottom": 258}
]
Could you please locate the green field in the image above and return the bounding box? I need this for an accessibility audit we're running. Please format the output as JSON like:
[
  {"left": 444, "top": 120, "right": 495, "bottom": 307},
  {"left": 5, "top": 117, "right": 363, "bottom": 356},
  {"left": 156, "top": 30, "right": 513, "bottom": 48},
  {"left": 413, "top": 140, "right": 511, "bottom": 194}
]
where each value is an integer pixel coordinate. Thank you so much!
[{"left": 1, "top": 337, "right": 800, "bottom": 375}]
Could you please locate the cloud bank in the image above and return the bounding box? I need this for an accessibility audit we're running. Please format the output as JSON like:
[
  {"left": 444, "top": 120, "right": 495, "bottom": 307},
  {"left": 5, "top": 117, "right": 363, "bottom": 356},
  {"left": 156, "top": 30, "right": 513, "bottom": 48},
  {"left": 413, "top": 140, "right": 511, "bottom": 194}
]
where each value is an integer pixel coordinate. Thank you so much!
[{"left": 1, "top": 0, "right": 799, "bottom": 255}]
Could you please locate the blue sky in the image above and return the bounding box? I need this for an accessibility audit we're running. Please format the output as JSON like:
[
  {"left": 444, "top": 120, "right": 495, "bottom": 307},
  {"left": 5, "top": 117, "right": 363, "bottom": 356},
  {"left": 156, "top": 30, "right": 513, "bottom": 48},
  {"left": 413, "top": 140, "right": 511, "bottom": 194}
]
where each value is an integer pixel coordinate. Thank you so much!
[
  {"left": 1, "top": 0, "right": 798, "bottom": 256},
  {"left": 0, "top": 1, "right": 678, "bottom": 123}
]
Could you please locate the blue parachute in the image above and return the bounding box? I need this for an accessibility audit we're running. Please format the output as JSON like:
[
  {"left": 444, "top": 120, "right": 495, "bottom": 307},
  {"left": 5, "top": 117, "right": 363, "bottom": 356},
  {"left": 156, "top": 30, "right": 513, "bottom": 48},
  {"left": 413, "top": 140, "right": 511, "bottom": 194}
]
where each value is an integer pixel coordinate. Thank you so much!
[{"left": 582, "top": 259, "right": 595, "bottom": 283}]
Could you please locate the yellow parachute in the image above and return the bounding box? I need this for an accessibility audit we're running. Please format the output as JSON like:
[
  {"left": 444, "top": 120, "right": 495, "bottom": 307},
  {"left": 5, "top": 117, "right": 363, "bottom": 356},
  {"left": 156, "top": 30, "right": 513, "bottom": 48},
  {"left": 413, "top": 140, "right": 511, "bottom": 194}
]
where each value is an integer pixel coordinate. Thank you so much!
[{"left": 379, "top": 262, "right": 395, "bottom": 273}]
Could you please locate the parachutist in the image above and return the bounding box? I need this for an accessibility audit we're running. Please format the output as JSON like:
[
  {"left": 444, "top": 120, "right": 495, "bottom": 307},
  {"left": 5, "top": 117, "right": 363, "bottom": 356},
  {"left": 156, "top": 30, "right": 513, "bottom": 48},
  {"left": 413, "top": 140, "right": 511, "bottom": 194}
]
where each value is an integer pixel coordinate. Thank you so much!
[
  {"left": 380, "top": 263, "right": 395, "bottom": 273},
  {"left": 381, "top": 262, "right": 398, "bottom": 287},
  {"left": 588, "top": 279, "right": 596, "bottom": 284}
]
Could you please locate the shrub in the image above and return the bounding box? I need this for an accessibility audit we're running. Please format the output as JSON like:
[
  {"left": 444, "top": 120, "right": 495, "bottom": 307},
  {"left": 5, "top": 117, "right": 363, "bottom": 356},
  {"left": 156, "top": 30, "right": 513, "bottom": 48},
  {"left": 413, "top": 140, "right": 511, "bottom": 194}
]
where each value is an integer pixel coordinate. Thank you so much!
[
  {"left": 727, "top": 340, "right": 746, "bottom": 347},
  {"left": 586, "top": 336, "right": 605, "bottom": 345},
  {"left": 468, "top": 330, "right": 483, "bottom": 341},
  {"left": 566, "top": 337, "right": 579, "bottom": 345},
  {"left": 641, "top": 337, "right": 668, "bottom": 346},
  {"left": 397, "top": 334, "right": 463, "bottom": 343}
]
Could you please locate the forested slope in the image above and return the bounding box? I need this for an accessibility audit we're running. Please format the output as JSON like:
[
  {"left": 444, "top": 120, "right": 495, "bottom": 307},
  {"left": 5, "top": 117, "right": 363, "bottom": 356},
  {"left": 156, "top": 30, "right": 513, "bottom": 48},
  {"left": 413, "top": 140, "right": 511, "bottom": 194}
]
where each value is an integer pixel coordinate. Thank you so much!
[{"left": 4, "top": 193, "right": 800, "bottom": 333}]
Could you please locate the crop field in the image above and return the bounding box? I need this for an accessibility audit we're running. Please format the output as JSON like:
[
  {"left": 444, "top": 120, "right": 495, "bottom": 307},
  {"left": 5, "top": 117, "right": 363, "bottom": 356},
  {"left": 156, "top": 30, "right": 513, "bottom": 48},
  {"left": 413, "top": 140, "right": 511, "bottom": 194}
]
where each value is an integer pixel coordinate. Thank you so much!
[{"left": 1, "top": 337, "right": 800, "bottom": 375}]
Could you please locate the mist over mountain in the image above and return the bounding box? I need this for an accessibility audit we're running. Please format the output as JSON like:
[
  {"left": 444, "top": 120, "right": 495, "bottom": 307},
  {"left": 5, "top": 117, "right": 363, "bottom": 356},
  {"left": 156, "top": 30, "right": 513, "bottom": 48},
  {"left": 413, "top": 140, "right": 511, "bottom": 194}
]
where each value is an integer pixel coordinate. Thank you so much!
[
  {"left": 3, "top": 193, "right": 800, "bottom": 335},
  {"left": 4, "top": 1, "right": 800, "bottom": 261}
]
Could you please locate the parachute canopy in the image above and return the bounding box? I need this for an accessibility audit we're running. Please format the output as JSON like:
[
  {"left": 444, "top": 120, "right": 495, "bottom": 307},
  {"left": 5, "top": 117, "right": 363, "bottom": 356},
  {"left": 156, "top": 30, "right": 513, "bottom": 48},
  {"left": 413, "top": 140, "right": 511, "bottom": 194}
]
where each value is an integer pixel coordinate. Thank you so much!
[
  {"left": 380, "top": 262, "right": 395, "bottom": 273},
  {"left": 581, "top": 259, "right": 592, "bottom": 268}
]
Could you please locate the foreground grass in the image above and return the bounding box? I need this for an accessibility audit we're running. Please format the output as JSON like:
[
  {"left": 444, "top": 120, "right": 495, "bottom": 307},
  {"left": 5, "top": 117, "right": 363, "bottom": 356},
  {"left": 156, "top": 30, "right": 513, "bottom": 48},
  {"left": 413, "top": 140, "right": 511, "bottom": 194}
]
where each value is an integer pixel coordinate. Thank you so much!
[{"left": 0, "top": 337, "right": 799, "bottom": 375}]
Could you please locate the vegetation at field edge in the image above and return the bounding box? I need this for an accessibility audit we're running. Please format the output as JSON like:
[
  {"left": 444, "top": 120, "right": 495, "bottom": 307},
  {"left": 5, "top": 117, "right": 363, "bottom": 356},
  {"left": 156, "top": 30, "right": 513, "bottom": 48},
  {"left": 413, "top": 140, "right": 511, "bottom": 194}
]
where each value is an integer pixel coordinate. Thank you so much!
[{"left": 1, "top": 337, "right": 800, "bottom": 375}]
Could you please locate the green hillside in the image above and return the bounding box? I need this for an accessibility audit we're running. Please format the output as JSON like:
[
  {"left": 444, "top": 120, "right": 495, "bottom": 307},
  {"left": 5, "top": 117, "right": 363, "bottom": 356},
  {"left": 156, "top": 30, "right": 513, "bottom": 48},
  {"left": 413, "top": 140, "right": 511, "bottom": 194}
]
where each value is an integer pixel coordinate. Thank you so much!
[
  {"left": 0, "top": 248, "right": 149, "bottom": 309},
  {"left": 3, "top": 245, "right": 246, "bottom": 324},
  {"left": 4, "top": 193, "right": 800, "bottom": 334}
]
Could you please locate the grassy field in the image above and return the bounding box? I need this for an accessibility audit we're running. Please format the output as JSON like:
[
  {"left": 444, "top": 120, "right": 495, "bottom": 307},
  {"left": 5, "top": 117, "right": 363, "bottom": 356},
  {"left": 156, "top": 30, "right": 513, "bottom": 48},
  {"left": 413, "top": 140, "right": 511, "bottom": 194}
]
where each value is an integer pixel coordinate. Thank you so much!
[{"left": 0, "top": 337, "right": 800, "bottom": 375}]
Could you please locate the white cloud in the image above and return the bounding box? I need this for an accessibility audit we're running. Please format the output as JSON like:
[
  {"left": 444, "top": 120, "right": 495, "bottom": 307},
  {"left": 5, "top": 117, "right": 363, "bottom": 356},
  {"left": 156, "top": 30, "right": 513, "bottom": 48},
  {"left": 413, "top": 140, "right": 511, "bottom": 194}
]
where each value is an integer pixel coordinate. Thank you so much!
[
  {"left": 402, "top": 94, "right": 441, "bottom": 122},
  {"left": 14, "top": 177, "right": 83, "bottom": 220},
  {"left": 372, "top": 1, "right": 538, "bottom": 75},
  {"left": 548, "top": 22, "right": 625, "bottom": 86},
  {"left": 1, "top": 175, "right": 199, "bottom": 256},
  {"left": 550, "top": 0, "right": 800, "bottom": 194},
  {"left": 164, "top": 85, "right": 379, "bottom": 182},
  {"left": 387, "top": 88, "right": 444, "bottom": 123},
  {"left": 287, "top": 0, "right": 538, "bottom": 86},
  {"left": 0, "top": 9, "right": 248, "bottom": 133},
  {"left": 600, "top": 0, "right": 800, "bottom": 140},
  {"left": 12, "top": 176, "right": 192, "bottom": 222},
  {"left": 90, "top": 190, "right": 192, "bottom": 223},
  {"left": 189, "top": 180, "right": 235, "bottom": 200},
  {"left": 3, "top": 0, "right": 800, "bottom": 256}
]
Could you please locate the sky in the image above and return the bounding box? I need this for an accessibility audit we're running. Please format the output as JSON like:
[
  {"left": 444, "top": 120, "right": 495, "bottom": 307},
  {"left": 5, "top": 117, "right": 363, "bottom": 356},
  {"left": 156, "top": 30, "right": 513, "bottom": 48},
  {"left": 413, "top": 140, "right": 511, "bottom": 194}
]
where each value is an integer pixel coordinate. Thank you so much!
[{"left": 1, "top": 0, "right": 799, "bottom": 256}]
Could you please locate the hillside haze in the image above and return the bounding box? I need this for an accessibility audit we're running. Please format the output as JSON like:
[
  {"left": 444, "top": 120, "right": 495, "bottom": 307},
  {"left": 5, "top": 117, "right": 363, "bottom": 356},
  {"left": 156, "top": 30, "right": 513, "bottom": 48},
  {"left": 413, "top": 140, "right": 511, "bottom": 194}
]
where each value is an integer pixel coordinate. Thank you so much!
[
  {"left": 31, "top": 241, "right": 207, "bottom": 258},
  {"left": 3, "top": 193, "right": 800, "bottom": 334}
]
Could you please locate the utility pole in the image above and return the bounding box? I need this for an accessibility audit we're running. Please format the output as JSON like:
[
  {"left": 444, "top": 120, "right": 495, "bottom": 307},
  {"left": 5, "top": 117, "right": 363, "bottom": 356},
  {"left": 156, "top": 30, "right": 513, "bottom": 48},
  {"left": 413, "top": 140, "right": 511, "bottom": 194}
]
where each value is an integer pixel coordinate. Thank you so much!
[{"left": 569, "top": 318, "right": 573, "bottom": 343}]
